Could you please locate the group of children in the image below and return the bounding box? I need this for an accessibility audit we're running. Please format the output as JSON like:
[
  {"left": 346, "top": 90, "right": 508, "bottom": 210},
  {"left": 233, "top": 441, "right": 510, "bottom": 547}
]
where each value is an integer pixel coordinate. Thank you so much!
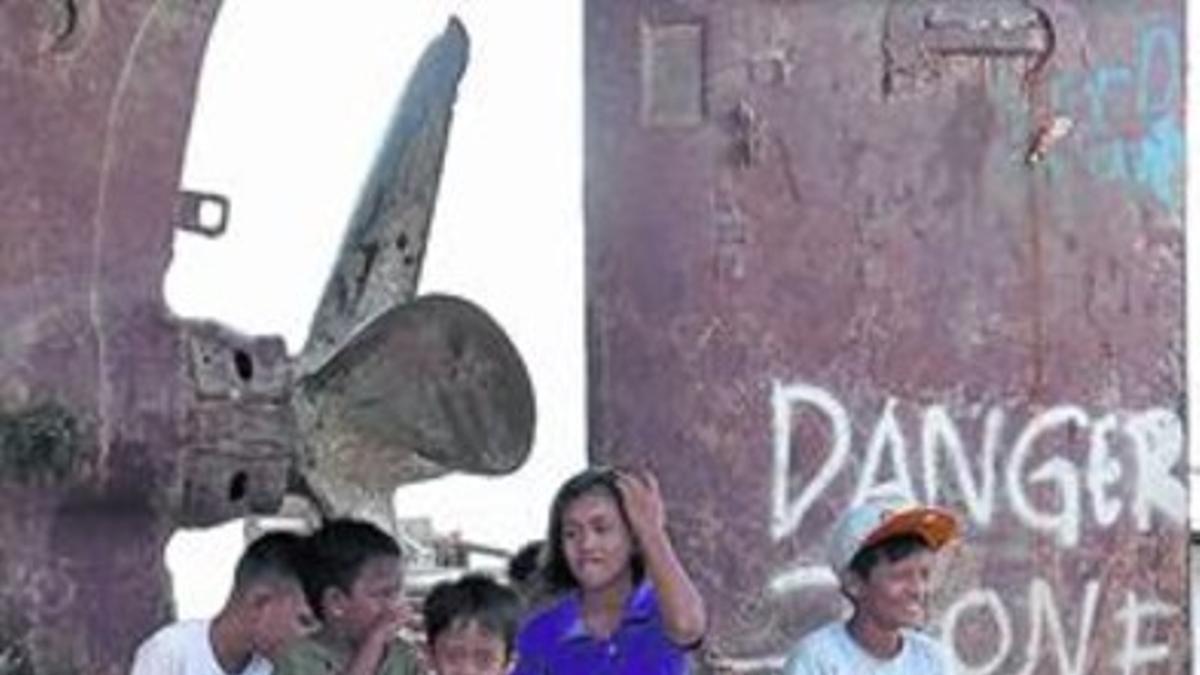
[
  {"left": 130, "top": 467, "right": 961, "bottom": 675},
  {"left": 130, "top": 517, "right": 522, "bottom": 675}
]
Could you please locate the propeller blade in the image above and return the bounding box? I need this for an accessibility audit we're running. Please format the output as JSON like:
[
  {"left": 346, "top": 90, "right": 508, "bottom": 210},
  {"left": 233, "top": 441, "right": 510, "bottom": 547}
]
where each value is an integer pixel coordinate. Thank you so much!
[
  {"left": 295, "top": 294, "right": 535, "bottom": 492},
  {"left": 300, "top": 18, "right": 470, "bottom": 373}
]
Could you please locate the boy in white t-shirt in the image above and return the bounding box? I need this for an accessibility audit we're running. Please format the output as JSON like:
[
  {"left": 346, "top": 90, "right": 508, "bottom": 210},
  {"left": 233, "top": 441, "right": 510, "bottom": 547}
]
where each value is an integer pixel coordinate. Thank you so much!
[
  {"left": 130, "top": 531, "right": 316, "bottom": 675},
  {"left": 784, "top": 491, "right": 960, "bottom": 674}
]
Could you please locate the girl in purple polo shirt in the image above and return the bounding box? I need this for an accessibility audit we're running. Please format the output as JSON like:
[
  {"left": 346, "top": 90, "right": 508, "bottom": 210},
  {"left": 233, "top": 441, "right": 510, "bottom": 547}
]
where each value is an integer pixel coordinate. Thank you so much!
[{"left": 512, "top": 467, "right": 707, "bottom": 674}]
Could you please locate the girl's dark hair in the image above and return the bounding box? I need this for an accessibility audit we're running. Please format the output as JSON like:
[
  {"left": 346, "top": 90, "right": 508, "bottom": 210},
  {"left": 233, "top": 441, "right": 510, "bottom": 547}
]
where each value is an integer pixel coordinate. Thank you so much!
[
  {"left": 301, "top": 518, "right": 401, "bottom": 620},
  {"left": 424, "top": 574, "right": 522, "bottom": 656},
  {"left": 847, "top": 534, "right": 930, "bottom": 580},
  {"left": 542, "top": 466, "right": 644, "bottom": 592}
]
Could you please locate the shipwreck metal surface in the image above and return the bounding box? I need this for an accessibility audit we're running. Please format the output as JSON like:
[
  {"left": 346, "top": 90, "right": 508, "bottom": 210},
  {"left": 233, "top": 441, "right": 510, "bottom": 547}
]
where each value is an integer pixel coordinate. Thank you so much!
[
  {"left": 587, "top": 1, "right": 1185, "bottom": 673},
  {"left": 1, "top": 2, "right": 225, "bottom": 671},
  {"left": 0, "top": 5, "right": 533, "bottom": 673}
]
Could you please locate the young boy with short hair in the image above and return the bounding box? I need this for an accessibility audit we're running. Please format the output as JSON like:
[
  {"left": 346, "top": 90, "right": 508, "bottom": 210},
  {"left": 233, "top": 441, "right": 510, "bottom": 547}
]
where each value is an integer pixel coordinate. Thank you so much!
[
  {"left": 274, "top": 519, "right": 422, "bottom": 675},
  {"left": 784, "top": 491, "right": 960, "bottom": 674},
  {"left": 130, "top": 531, "right": 316, "bottom": 675},
  {"left": 423, "top": 574, "right": 522, "bottom": 675}
]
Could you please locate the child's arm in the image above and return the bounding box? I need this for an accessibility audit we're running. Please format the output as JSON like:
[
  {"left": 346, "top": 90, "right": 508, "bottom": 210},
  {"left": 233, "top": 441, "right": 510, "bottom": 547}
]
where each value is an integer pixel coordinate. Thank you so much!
[{"left": 617, "top": 469, "right": 708, "bottom": 647}]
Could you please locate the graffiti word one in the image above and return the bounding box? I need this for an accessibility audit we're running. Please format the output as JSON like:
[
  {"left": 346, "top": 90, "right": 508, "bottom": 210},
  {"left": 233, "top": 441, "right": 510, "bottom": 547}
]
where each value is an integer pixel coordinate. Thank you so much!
[{"left": 941, "top": 577, "right": 1176, "bottom": 675}]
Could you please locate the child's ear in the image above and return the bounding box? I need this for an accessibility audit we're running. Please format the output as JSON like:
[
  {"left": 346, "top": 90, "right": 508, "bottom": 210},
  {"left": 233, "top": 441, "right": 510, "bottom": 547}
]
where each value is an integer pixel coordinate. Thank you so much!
[{"left": 840, "top": 571, "right": 864, "bottom": 601}]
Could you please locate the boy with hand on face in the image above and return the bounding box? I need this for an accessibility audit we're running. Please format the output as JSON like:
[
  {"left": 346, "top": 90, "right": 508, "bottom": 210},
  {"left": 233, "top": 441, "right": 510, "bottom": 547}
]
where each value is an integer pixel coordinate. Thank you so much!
[
  {"left": 129, "top": 531, "right": 316, "bottom": 675},
  {"left": 784, "top": 491, "right": 960, "bottom": 674},
  {"left": 275, "top": 519, "right": 422, "bottom": 675},
  {"left": 423, "top": 574, "right": 522, "bottom": 675}
]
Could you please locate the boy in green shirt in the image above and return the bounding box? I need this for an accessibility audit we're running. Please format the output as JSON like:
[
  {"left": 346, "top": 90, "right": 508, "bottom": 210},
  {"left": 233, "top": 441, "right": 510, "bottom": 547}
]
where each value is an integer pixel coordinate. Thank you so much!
[{"left": 275, "top": 519, "right": 422, "bottom": 675}]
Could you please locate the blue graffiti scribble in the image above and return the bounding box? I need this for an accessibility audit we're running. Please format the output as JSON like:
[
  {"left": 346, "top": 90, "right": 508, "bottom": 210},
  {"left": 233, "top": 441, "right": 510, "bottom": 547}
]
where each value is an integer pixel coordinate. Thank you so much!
[
  {"left": 1055, "top": 18, "right": 1183, "bottom": 214},
  {"left": 1137, "top": 23, "right": 1180, "bottom": 120},
  {"left": 1134, "top": 116, "right": 1184, "bottom": 211}
]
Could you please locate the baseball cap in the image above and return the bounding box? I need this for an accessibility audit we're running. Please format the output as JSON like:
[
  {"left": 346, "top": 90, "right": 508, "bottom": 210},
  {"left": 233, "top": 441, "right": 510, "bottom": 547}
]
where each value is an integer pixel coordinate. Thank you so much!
[{"left": 827, "top": 490, "right": 959, "bottom": 573}]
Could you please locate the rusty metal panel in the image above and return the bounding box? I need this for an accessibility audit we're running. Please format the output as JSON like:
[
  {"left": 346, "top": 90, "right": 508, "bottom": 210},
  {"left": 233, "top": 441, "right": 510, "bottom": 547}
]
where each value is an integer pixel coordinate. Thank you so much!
[
  {"left": 0, "top": 6, "right": 533, "bottom": 673},
  {"left": 586, "top": 1, "right": 1186, "bottom": 673},
  {"left": 0, "top": 2, "right": 226, "bottom": 671}
]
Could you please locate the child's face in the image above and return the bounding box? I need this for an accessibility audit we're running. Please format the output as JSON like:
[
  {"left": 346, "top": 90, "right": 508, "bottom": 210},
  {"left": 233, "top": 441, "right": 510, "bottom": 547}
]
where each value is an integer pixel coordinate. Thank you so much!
[
  {"left": 328, "top": 554, "right": 405, "bottom": 642},
  {"left": 561, "top": 491, "right": 635, "bottom": 593},
  {"left": 430, "top": 620, "right": 510, "bottom": 675},
  {"left": 849, "top": 549, "right": 934, "bottom": 631},
  {"left": 252, "top": 582, "right": 317, "bottom": 659}
]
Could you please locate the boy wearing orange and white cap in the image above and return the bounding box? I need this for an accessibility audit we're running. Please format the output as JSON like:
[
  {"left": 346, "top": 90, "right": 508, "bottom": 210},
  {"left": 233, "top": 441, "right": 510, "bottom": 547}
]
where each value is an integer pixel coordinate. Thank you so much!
[{"left": 783, "top": 491, "right": 960, "bottom": 674}]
